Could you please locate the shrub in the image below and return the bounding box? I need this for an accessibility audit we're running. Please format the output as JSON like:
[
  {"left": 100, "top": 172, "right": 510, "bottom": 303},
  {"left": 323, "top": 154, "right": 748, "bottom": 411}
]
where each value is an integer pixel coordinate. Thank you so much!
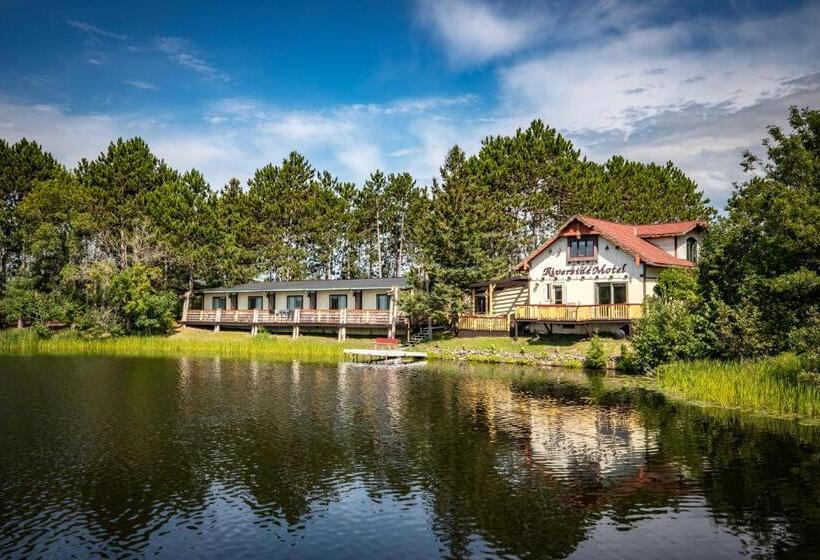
[
  {"left": 790, "top": 317, "right": 820, "bottom": 372},
  {"left": 631, "top": 298, "right": 712, "bottom": 373},
  {"left": 616, "top": 343, "right": 639, "bottom": 374},
  {"left": 584, "top": 334, "right": 608, "bottom": 370}
]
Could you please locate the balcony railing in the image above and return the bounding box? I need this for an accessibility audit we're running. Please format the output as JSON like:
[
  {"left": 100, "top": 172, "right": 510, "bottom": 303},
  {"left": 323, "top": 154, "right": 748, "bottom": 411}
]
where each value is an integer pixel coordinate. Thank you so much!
[
  {"left": 184, "top": 308, "right": 398, "bottom": 326},
  {"left": 458, "top": 314, "right": 511, "bottom": 332},
  {"left": 514, "top": 304, "right": 643, "bottom": 322}
]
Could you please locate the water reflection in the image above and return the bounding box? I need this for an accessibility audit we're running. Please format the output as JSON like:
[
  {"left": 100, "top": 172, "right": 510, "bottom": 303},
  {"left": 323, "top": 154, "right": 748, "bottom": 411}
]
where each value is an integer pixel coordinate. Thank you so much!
[{"left": 0, "top": 356, "right": 818, "bottom": 559}]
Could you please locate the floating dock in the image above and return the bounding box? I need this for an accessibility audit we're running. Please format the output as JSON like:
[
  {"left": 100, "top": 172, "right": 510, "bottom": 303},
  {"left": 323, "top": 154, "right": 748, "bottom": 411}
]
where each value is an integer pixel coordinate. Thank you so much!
[{"left": 344, "top": 349, "right": 427, "bottom": 363}]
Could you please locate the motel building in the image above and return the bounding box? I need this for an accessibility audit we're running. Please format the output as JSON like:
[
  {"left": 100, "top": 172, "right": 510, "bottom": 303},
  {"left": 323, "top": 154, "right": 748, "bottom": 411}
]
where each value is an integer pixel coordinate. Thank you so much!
[
  {"left": 183, "top": 277, "right": 408, "bottom": 340},
  {"left": 460, "top": 215, "right": 707, "bottom": 337}
]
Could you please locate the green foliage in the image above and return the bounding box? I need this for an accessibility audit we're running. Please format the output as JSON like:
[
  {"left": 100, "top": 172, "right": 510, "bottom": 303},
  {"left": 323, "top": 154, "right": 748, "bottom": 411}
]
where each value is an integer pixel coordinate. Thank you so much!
[
  {"left": 0, "top": 276, "right": 44, "bottom": 327},
  {"left": 632, "top": 301, "right": 713, "bottom": 373},
  {"left": 0, "top": 138, "right": 62, "bottom": 288},
  {"left": 583, "top": 334, "right": 609, "bottom": 369},
  {"left": 616, "top": 343, "right": 639, "bottom": 374},
  {"left": 699, "top": 106, "right": 820, "bottom": 358},
  {"left": 654, "top": 267, "right": 700, "bottom": 305},
  {"left": 789, "top": 317, "right": 820, "bottom": 371},
  {"left": 110, "top": 265, "right": 176, "bottom": 335}
]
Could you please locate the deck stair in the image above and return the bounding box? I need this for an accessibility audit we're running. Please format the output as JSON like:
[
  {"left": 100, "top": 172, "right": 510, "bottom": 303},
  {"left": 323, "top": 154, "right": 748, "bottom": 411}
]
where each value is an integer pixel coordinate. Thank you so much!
[{"left": 407, "top": 326, "right": 433, "bottom": 346}]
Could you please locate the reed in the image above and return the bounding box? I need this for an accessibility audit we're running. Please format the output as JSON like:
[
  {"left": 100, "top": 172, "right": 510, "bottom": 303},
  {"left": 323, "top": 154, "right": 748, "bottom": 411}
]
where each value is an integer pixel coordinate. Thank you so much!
[
  {"left": 0, "top": 328, "right": 362, "bottom": 364},
  {"left": 657, "top": 354, "right": 820, "bottom": 418}
]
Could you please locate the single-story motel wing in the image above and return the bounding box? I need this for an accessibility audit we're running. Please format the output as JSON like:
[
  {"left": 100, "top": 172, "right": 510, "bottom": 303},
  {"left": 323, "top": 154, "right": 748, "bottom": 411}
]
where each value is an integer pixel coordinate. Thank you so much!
[
  {"left": 182, "top": 215, "right": 706, "bottom": 340},
  {"left": 183, "top": 277, "right": 408, "bottom": 339}
]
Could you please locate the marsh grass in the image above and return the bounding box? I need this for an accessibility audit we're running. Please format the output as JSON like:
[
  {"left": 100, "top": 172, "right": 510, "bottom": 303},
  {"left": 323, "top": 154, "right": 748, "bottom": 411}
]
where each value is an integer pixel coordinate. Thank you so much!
[
  {"left": 0, "top": 328, "right": 369, "bottom": 364},
  {"left": 657, "top": 354, "right": 820, "bottom": 418}
]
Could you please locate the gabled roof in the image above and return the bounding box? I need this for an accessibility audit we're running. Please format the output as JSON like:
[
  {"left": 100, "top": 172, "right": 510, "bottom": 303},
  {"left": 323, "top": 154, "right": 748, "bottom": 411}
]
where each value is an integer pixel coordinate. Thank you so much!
[
  {"left": 634, "top": 220, "right": 707, "bottom": 238},
  {"left": 516, "top": 215, "right": 706, "bottom": 271},
  {"left": 200, "top": 277, "right": 408, "bottom": 294}
]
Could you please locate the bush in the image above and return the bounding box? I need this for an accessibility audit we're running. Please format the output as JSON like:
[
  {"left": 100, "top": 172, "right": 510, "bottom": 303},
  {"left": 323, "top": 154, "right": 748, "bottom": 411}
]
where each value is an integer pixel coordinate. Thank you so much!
[
  {"left": 584, "top": 334, "right": 608, "bottom": 369},
  {"left": 790, "top": 317, "right": 820, "bottom": 371},
  {"left": 616, "top": 343, "right": 639, "bottom": 374},
  {"left": 631, "top": 298, "right": 712, "bottom": 373},
  {"left": 75, "top": 307, "right": 124, "bottom": 338},
  {"left": 110, "top": 265, "right": 176, "bottom": 335}
]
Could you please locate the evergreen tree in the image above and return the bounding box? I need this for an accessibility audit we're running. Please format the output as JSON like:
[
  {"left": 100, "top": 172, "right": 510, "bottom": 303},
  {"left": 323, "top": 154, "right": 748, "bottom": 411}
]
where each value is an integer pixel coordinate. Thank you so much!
[
  {"left": 76, "top": 137, "right": 177, "bottom": 269},
  {"left": 417, "top": 146, "right": 508, "bottom": 326},
  {"left": 0, "top": 139, "right": 62, "bottom": 289},
  {"left": 213, "top": 178, "right": 256, "bottom": 286},
  {"left": 145, "top": 169, "right": 221, "bottom": 295}
]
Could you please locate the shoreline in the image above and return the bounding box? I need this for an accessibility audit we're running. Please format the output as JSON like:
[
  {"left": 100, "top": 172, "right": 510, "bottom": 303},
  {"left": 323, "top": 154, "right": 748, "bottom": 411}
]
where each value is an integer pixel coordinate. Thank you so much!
[{"left": 1, "top": 327, "right": 818, "bottom": 424}]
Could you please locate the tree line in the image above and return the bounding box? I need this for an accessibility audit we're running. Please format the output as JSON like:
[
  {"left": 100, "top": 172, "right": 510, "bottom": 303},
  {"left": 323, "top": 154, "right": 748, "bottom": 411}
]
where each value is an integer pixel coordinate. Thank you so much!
[{"left": 0, "top": 118, "right": 715, "bottom": 335}]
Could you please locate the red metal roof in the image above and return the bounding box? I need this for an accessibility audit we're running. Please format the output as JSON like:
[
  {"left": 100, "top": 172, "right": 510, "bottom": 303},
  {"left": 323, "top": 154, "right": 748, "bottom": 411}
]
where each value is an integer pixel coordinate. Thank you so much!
[
  {"left": 634, "top": 220, "right": 707, "bottom": 237},
  {"left": 516, "top": 215, "right": 705, "bottom": 271}
]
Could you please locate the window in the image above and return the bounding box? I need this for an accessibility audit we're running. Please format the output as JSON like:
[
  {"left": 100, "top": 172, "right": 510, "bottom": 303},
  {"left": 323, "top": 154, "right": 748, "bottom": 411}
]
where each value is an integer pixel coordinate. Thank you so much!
[
  {"left": 553, "top": 284, "right": 564, "bottom": 305},
  {"left": 568, "top": 236, "right": 597, "bottom": 261},
  {"left": 376, "top": 293, "right": 391, "bottom": 311},
  {"left": 686, "top": 237, "right": 698, "bottom": 262},
  {"left": 354, "top": 290, "right": 363, "bottom": 310},
  {"left": 329, "top": 294, "right": 348, "bottom": 310},
  {"left": 596, "top": 283, "right": 627, "bottom": 305},
  {"left": 212, "top": 297, "right": 226, "bottom": 310},
  {"left": 247, "top": 296, "right": 263, "bottom": 310},
  {"left": 286, "top": 295, "right": 303, "bottom": 310}
]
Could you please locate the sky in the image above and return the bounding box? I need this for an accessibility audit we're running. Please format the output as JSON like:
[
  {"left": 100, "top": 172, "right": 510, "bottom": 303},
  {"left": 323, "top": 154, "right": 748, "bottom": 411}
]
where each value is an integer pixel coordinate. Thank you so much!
[{"left": 1, "top": 0, "right": 819, "bottom": 209}]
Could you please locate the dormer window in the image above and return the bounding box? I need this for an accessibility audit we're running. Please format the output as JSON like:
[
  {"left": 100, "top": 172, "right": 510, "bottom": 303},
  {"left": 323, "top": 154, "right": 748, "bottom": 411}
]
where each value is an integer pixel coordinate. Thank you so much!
[
  {"left": 568, "top": 236, "right": 597, "bottom": 262},
  {"left": 686, "top": 237, "right": 698, "bottom": 262}
]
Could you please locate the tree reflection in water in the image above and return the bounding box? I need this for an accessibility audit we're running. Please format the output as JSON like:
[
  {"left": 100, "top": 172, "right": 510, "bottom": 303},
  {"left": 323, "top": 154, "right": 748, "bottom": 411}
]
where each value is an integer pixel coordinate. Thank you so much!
[{"left": 0, "top": 356, "right": 818, "bottom": 559}]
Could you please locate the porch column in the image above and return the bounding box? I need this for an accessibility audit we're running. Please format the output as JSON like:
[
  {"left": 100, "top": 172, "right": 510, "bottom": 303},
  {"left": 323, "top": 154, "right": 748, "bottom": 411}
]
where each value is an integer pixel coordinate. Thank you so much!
[
  {"left": 292, "top": 308, "right": 300, "bottom": 338},
  {"left": 488, "top": 283, "right": 495, "bottom": 315},
  {"left": 182, "top": 290, "right": 191, "bottom": 322},
  {"left": 214, "top": 309, "right": 221, "bottom": 333},
  {"left": 251, "top": 309, "right": 259, "bottom": 335},
  {"left": 338, "top": 308, "right": 347, "bottom": 341}
]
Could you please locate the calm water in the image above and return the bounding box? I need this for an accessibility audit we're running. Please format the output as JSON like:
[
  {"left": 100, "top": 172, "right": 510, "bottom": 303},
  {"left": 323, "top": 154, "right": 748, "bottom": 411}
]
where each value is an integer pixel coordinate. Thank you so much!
[{"left": 1, "top": 356, "right": 819, "bottom": 559}]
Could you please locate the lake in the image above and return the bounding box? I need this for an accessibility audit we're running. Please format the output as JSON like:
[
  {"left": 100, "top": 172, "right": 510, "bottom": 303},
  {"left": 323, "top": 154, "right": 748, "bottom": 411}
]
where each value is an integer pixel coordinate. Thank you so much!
[{"left": 1, "top": 355, "right": 819, "bottom": 559}]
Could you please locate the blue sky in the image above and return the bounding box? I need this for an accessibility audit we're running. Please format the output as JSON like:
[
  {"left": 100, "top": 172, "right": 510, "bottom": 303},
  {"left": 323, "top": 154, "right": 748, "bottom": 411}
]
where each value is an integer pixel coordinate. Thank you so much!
[{"left": 1, "top": 0, "right": 819, "bottom": 208}]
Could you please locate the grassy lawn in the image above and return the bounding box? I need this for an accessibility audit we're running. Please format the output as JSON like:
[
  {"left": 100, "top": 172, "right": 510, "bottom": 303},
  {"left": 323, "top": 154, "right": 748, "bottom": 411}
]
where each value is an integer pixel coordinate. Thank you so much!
[
  {"left": 0, "top": 327, "right": 380, "bottom": 363},
  {"left": 416, "top": 333, "right": 627, "bottom": 368}
]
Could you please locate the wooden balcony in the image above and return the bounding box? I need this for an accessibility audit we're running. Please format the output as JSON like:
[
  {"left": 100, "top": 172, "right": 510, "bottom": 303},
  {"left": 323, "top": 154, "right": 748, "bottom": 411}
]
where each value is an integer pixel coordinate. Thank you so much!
[
  {"left": 184, "top": 308, "right": 400, "bottom": 327},
  {"left": 514, "top": 304, "right": 643, "bottom": 323},
  {"left": 458, "top": 314, "right": 511, "bottom": 332}
]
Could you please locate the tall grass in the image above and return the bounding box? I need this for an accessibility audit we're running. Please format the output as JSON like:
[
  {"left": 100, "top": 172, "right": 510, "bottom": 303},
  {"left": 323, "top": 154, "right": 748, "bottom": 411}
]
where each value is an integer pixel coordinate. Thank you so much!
[
  {"left": 0, "top": 329, "right": 359, "bottom": 364},
  {"left": 657, "top": 354, "right": 820, "bottom": 419}
]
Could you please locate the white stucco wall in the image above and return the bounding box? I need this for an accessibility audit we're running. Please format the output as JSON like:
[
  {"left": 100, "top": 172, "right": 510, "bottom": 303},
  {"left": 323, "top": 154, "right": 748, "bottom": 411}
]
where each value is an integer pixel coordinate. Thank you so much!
[{"left": 527, "top": 236, "right": 646, "bottom": 305}]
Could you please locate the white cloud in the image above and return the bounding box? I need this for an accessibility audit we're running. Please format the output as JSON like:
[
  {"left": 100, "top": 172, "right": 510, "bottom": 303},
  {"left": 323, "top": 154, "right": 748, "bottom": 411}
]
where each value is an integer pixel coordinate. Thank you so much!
[
  {"left": 495, "top": 3, "right": 820, "bottom": 203},
  {"left": 419, "top": 0, "right": 546, "bottom": 64},
  {"left": 129, "top": 37, "right": 229, "bottom": 82},
  {"left": 66, "top": 19, "right": 127, "bottom": 44},
  {"left": 124, "top": 80, "right": 159, "bottom": 90}
]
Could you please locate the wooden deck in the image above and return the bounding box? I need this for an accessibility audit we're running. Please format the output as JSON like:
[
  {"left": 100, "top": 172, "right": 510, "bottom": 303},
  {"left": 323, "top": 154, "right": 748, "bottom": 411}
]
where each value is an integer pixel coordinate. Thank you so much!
[
  {"left": 185, "top": 308, "right": 401, "bottom": 327},
  {"left": 515, "top": 304, "right": 643, "bottom": 322},
  {"left": 458, "top": 304, "right": 643, "bottom": 332},
  {"left": 344, "top": 349, "right": 427, "bottom": 363}
]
